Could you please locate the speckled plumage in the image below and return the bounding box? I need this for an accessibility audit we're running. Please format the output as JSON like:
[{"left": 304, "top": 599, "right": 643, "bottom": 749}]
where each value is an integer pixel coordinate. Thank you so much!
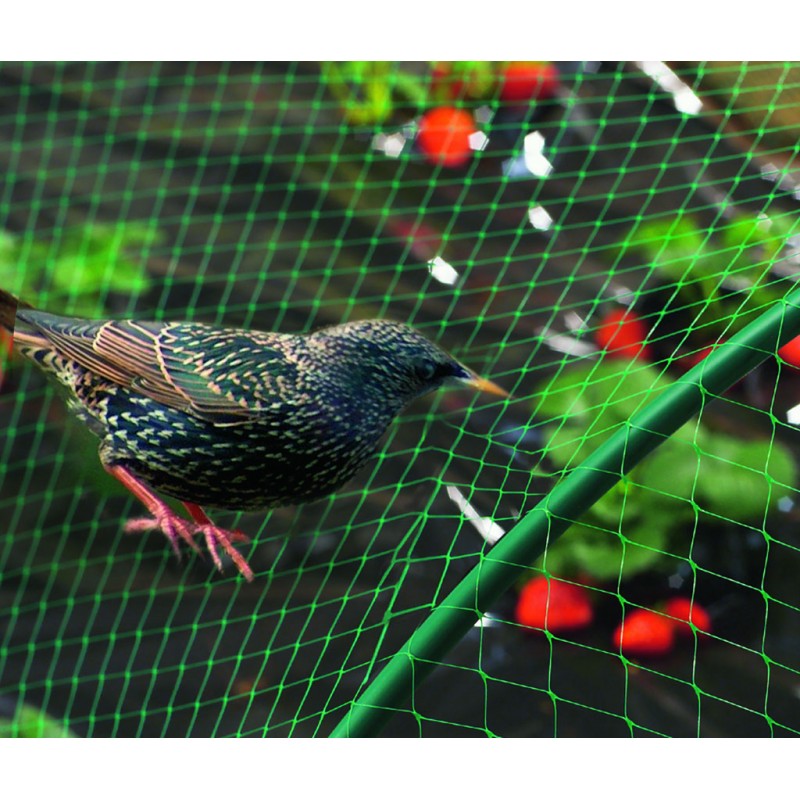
[{"left": 2, "top": 289, "right": 506, "bottom": 580}]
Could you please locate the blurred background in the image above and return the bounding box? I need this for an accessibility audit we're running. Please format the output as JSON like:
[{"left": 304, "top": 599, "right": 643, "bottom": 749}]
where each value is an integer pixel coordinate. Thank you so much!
[{"left": 2, "top": 61, "right": 800, "bottom": 737}]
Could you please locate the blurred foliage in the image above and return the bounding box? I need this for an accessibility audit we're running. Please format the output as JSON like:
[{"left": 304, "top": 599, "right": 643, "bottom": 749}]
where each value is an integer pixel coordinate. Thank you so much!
[
  {"left": 321, "top": 62, "right": 413, "bottom": 126},
  {"left": 321, "top": 61, "right": 509, "bottom": 125},
  {"left": 617, "top": 211, "right": 800, "bottom": 342},
  {"left": 0, "top": 221, "right": 160, "bottom": 492},
  {"left": 533, "top": 360, "right": 797, "bottom": 581},
  {"left": 0, "top": 221, "right": 158, "bottom": 316},
  {"left": 0, "top": 699, "right": 76, "bottom": 737}
]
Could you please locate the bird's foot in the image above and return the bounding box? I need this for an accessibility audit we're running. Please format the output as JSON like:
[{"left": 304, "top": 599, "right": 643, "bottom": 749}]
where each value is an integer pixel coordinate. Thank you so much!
[
  {"left": 106, "top": 464, "right": 255, "bottom": 582},
  {"left": 124, "top": 509, "right": 202, "bottom": 556},
  {"left": 182, "top": 502, "right": 254, "bottom": 582},
  {"left": 123, "top": 506, "right": 254, "bottom": 582},
  {"left": 192, "top": 522, "right": 254, "bottom": 582}
]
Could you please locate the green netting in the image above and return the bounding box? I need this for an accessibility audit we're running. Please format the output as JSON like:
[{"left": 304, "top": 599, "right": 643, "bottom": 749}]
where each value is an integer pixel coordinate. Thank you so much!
[{"left": 2, "top": 61, "right": 800, "bottom": 737}]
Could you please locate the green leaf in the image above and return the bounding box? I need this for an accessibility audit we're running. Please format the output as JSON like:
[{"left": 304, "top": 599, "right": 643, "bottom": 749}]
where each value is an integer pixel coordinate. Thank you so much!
[
  {"left": 536, "top": 360, "right": 671, "bottom": 422},
  {"left": 0, "top": 257, "right": 26, "bottom": 290},
  {"left": 0, "top": 228, "right": 18, "bottom": 263},
  {"left": 635, "top": 436, "right": 699, "bottom": 502},
  {"left": 0, "top": 230, "right": 35, "bottom": 294},
  {"left": 694, "top": 435, "right": 798, "bottom": 519},
  {"left": 618, "top": 213, "right": 709, "bottom": 281},
  {"left": 541, "top": 512, "right": 673, "bottom": 582},
  {"left": 0, "top": 702, "right": 77, "bottom": 737},
  {"left": 103, "top": 258, "right": 151, "bottom": 293},
  {"left": 720, "top": 215, "right": 772, "bottom": 253},
  {"left": 43, "top": 222, "right": 156, "bottom": 298},
  {"left": 720, "top": 212, "right": 800, "bottom": 264},
  {"left": 617, "top": 210, "right": 798, "bottom": 342},
  {"left": 450, "top": 60, "right": 495, "bottom": 97},
  {"left": 533, "top": 356, "right": 798, "bottom": 581},
  {"left": 761, "top": 214, "right": 800, "bottom": 261},
  {"left": 535, "top": 360, "right": 674, "bottom": 467},
  {"left": 321, "top": 61, "right": 403, "bottom": 125}
]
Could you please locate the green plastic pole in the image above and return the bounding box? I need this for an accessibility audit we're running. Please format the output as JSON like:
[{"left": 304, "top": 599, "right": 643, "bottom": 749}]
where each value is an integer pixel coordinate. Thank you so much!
[{"left": 330, "top": 287, "right": 800, "bottom": 737}]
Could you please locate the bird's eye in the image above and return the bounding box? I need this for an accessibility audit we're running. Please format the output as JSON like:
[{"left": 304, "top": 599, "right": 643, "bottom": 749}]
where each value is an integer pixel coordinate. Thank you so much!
[{"left": 415, "top": 361, "right": 437, "bottom": 382}]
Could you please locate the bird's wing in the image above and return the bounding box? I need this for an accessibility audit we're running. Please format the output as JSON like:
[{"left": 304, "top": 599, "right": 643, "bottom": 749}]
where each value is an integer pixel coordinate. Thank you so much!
[{"left": 16, "top": 312, "right": 296, "bottom": 425}]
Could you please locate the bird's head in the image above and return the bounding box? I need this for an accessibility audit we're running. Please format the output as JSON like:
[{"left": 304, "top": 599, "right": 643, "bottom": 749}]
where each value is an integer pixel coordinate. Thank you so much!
[{"left": 310, "top": 319, "right": 508, "bottom": 405}]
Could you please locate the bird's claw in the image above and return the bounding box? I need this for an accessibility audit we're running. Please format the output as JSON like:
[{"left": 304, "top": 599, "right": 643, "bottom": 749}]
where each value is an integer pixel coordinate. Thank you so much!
[
  {"left": 124, "top": 512, "right": 202, "bottom": 557},
  {"left": 123, "top": 507, "right": 253, "bottom": 582},
  {"left": 196, "top": 524, "right": 254, "bottom": 582}
]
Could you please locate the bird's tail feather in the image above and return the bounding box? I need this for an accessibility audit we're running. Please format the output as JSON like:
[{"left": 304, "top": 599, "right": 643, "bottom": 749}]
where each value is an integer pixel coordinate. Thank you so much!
[{"left": 0, "top": 288, "right": 33, "bottom": 335}]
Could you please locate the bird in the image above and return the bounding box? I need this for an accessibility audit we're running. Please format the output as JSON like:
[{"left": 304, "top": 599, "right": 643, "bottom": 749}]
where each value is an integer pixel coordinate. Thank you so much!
[{"left": 1, "top": 288, "right": 507, "bottom": 581}]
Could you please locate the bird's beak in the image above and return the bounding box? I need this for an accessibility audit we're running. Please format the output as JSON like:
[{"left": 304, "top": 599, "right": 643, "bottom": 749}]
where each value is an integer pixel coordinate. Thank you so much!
[{"left": 462, "top": 373, "right": 510, "bottom": 398}]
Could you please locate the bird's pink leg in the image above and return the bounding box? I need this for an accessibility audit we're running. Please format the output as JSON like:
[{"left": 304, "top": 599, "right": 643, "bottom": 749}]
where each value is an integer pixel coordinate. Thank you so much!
[
  {"left": 104, "top": 465, "right": 254, "bottom": 582},
  {"left": 106, "top": 464, "right": 201, "bottom": 557}
]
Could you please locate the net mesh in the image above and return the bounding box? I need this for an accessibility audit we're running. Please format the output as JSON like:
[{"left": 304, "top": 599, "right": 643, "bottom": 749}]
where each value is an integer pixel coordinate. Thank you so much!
[{"left": 2, "top": 60, "right": 800, "bottom": 737}]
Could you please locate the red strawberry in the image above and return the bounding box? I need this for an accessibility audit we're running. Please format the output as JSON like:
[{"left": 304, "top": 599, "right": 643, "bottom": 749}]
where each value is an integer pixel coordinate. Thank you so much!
[
  {"left": 778, "top": 335, "right": 800, "bottom": 369},
  {"left": 594, "top": 307, "right": 652, "bottom": 360},
  {"left": 515, "top": 575, "right": 594, "bottom": 633},
  {"left": 612, "top": 608, "right": 675, "bottom": 657},
  {"left": 680, "top": 342, "right": 719, "bottom": 369},
  {"left": 677, "top": 338, "right": 748, "bottom": 390},
  {"left": 416, "top": 106, "right": 476, "bottom": 168},
  {"left": 383, "top": 217, "right": 443, "bottom": 262},
  {"left": 664, "top": 597, "right": 712, "bottom": 637},
  {"left": 430, "top": 62, "right": 465, "bottom": 101},
  {"left": 500, "top": 62, "right": 559, "bottom": 103}
]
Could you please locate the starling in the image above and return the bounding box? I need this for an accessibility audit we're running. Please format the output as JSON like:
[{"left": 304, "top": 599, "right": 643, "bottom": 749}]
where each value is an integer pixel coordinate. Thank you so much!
[{"left": 1, "top": 289, "right": 507, "bottom": 581}]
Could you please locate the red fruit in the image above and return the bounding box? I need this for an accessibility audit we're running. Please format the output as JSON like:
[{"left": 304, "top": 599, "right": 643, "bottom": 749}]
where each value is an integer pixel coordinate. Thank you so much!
[
  {"left": 778, "top": 335, "right": 800, "bottom": 368},
  {"left": 515, "top": 575, "right": 594, "bottom": 633},
  {"left": 431, "top": 62, "right": 450, "bottom": 85},
  {"left": 430, "top": 62, "right": 465, "bottom": 101},
  {"left": 664, "top": 597, "right": 712, "bottom": 637},
  {"left": 594, "top": 308, "right": 652, "bottom": 360},
  {"left": 681, "top": 342, "right": 718, "bottom": 369},
  {"left": 613, "top": 608, "right": 675, "bottom": 657},
  {"left": 417, "top": 106, "right": 476, "bottom": 168},
  {"left": 383, "top": 217, "right": 443, "bottom": 262},
  {"left": 678, "top": 338, "right": 747, "bottom": 391},
  {"left": 500, "top": 62, "right": 559, "bottom": 103}
]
